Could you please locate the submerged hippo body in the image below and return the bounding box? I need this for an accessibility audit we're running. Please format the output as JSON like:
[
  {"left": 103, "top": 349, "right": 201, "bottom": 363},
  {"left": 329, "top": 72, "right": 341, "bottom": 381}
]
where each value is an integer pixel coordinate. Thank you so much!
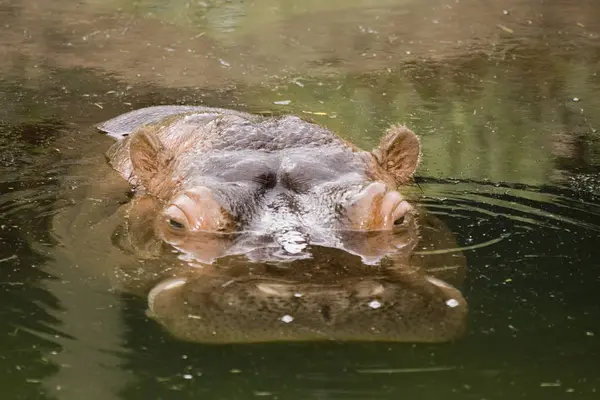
[{"left": 58, "top": 105, "right": 467, "bottom": 343}]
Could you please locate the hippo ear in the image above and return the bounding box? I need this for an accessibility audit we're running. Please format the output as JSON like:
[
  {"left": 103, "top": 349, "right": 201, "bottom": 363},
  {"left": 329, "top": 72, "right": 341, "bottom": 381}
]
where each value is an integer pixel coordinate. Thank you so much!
[
  {"left": 130, "top": 128, "right": 168, "bottom": 190},
  {"left": 371, "top": 125, "right": 421, "bottom": 184}
]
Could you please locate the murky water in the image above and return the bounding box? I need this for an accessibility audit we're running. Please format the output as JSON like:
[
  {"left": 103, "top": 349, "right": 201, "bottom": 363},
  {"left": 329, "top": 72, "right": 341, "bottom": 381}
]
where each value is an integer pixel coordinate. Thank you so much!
[{"left": 1, "top": 0, "right": 599, "bottom": 399}]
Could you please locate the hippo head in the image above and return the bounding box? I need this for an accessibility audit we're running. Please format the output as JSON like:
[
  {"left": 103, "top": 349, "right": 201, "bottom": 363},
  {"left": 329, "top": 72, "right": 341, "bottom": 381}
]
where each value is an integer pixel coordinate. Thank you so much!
[{"left": 104, "top": 107, "right": 421, "bottom": 265}]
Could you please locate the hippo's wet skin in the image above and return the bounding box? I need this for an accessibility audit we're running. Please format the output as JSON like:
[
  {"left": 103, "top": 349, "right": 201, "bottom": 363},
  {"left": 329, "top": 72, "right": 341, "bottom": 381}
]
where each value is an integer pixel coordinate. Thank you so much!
[
  {"left": 83, "top": 105, "right": 468, "bottom": 343},
  {"left": 102, "top": 106, "right": 419, "bottom": 264}
]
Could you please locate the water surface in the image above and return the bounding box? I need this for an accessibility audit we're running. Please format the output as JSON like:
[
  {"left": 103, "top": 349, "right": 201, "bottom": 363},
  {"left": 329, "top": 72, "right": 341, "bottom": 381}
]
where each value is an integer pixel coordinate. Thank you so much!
[{"left": 1, "top": 0, "right": 599, "bottom": 399}]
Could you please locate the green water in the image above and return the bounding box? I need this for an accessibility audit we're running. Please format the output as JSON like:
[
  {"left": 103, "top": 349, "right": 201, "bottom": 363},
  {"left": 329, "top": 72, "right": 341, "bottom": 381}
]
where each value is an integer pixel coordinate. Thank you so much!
[{"left": 1, "top": 0, "right": 599, "bottom": 399}]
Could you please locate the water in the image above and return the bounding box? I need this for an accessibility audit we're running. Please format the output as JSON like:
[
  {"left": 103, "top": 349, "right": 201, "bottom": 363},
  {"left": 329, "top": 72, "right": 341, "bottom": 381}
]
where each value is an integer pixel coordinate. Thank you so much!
[{"left": 1, "top": 0, "right": 599, "bottom": 398}]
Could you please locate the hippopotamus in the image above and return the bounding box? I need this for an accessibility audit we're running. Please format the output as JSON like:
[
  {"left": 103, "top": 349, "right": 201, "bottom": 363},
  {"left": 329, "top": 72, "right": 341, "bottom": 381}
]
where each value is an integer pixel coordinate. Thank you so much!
[
  {"left": 52, "top": 105, "right": 467, "bottom": 344},
  {"left": 100, "top": 105, "right": 420, "bottom": 264}
]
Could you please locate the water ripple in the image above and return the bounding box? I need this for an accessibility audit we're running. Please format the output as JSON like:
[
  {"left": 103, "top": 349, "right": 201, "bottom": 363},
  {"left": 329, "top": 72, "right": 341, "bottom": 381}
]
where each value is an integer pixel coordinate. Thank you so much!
[{"left": 418, "top": 178, "right": 600, "bottom": 233}]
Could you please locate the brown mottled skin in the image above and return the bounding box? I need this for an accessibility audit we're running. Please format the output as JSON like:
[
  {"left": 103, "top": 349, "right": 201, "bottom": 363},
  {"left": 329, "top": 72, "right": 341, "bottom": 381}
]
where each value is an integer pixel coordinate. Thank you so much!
[
  {"left": 102, "top": 106, "right": 420, "bottom": 263},
  {"left": 75, "top": 105, "right": 468, "bottom": 343}
]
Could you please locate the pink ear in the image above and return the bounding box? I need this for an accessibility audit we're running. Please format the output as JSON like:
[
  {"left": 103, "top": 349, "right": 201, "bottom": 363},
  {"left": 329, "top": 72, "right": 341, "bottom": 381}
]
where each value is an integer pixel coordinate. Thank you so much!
[
  {"left": 129, "top": 128, "right": 167, "bottom": 191},
  {"left": 372, "top": 125, "right": 421, "bottom": 185}
]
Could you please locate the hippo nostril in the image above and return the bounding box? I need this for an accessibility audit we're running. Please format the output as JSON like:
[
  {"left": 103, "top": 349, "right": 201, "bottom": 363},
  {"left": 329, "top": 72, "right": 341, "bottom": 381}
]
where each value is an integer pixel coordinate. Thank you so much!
[{"left": 253, "top": 171, "right": 277, "bottom": 190}]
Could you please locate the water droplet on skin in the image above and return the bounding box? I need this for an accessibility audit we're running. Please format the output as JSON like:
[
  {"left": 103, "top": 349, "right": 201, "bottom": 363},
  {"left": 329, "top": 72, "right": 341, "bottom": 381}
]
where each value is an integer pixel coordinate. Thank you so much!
[
  {"left": 446, "top": 299, "right": 459, "bottom": 308},
  {"left": 281, "top": 315, "right": 294, "bottom": 323},
  {"left": 282, "top": 242, "right": 306, "bottom": 254},
  {"left": 368, "top": 300, "right": 382, "bottom": 309},
  {"left": 277, "top": 230, "right": 308, "bottom": 254}
]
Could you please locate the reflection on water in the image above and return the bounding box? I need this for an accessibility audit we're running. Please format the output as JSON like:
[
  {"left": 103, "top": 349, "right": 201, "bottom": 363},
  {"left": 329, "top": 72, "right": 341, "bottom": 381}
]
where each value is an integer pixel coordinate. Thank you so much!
[{"left": 0, "top": 0, "right": 599, "bottom": 399}]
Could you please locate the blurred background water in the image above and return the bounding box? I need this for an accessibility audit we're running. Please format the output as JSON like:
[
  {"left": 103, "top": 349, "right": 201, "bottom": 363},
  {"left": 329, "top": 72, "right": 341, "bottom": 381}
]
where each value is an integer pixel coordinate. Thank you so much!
[{"left": 0, "top": 0, "right": 599, "bottom": 399}]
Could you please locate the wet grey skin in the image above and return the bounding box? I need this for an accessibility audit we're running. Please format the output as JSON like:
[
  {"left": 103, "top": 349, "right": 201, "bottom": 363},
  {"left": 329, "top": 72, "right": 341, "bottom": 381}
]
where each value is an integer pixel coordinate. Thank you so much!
[{"left": 97, "top": 105, "right": 467, "bottom": 343}]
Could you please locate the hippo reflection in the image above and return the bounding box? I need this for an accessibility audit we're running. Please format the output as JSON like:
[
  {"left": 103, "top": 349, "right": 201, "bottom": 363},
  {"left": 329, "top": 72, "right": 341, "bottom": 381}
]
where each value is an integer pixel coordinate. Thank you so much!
[
  {"left": 55, "top": 105, "right": 467, "bottom": 343},
  {"left": 144, "top": 232, "right": 467, "bottom": 343}
]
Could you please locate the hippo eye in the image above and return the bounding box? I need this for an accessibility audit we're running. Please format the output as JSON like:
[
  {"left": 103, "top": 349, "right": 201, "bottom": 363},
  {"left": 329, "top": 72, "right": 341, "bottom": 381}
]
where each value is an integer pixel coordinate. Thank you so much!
[
  {"left": 164, "top": 205, "right": 188, "bottom": 231},
  {"left": 168, "top": 218, "right": 186, "bottom": 230}
]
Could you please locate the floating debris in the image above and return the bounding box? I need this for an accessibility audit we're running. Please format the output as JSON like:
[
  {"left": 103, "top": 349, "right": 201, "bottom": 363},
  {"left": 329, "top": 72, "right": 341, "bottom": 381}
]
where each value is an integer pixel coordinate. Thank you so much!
[
  {"left": 0, "top": 255, "right": 17, "bottom": 263},
  {"left": 446, "top": 299, "right": 459, "bottom": 308},
  {"left": 254, "top": 391, "right": 274, "bottom": 397},
  {"left": 415, "top": 234, "right": 509, "bottom": 255},
  {"left": 281, "top": 314, "right": 294, "bottom": 323},
  {"left": 368, "top": 300, "right": 382, "bottom": 309},
  {"left": 540, "top": 381, "right": 562, "bottom": 387},
  {"left": 273, "top": 100, "right": 291, "bottom": 105},
  {"left": 302, "top": 110, "right": 329, "bottom": 116},
  {"left": 357, "top": 366, "right": 456, "bottom": 374},
  {"left": 497, "top": 24, "right": 514, "bottom": 34}
]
